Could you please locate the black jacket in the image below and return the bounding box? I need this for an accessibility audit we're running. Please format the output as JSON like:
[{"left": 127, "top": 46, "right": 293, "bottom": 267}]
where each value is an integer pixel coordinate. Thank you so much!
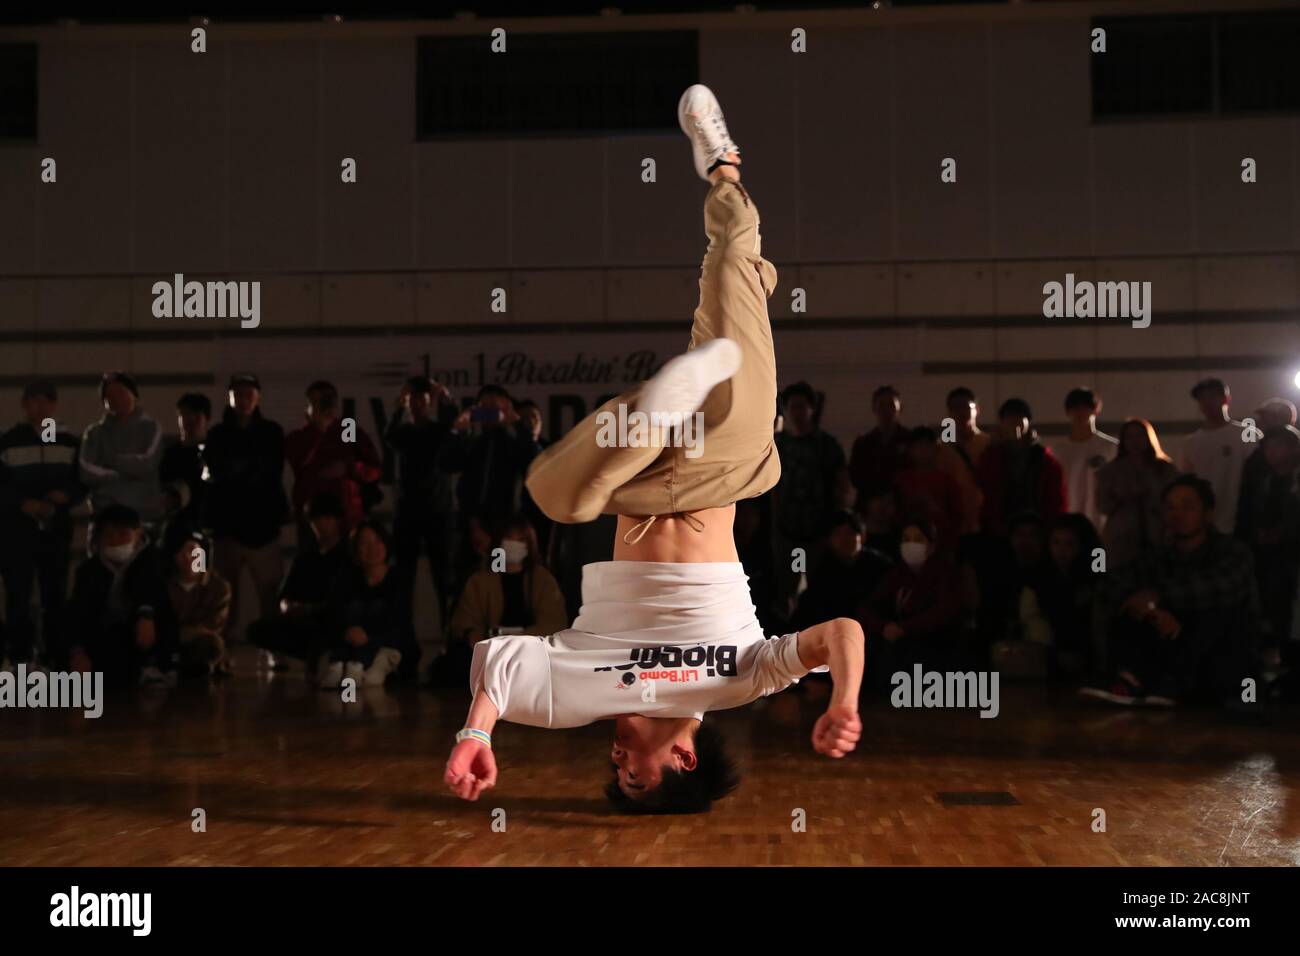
[
  {"left": 63, "top": 542, "right": 173, "bottom": 658},
  {"left": 202, "top": 408, "right": 289, "bottom": 547},
  {"left": 0, "top": 422, "right": 84, "bottom": 548}
]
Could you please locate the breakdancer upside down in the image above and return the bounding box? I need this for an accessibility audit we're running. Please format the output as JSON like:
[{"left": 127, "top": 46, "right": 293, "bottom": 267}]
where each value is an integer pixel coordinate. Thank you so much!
[{"left": 445, "top": 86, "right": 865, "bottom": 813}]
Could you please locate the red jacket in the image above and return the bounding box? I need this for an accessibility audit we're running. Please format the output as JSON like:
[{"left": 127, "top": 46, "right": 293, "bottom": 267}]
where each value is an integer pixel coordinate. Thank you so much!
[
  {"left": 894, "top": 466, "right": 964, "bottom": 553},
  {"left": 975, "top": 439, "right": 1066, "bottom": 534},
  {"left": 857, "top": 555, "right": 962, "bottom": 642},
  {"left": 285, "top": 420, "right": 382, "bottom": 529}
]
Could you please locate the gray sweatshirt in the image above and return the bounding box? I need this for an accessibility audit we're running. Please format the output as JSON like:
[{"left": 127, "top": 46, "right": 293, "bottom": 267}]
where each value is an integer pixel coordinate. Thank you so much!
[{"left": 80, "top": 409, "right": 165, "bottom": 522}]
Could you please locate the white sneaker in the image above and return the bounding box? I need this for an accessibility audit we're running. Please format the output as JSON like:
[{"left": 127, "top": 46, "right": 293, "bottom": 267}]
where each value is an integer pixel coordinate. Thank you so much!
[
  {"left": 637, "top": 337, "right": 742, "bottom": 419},
  {"left": 363, "top": 648, "right": 402, "bottom": 687},
  {"left": 343, "top": 661, "right": 366, "bottom": 687},
  {"left": 318, "top": 661, "right": 344, "bottom": 690},
  {"left": 678, "top": 84, "right": 740, "bottom": 182}
]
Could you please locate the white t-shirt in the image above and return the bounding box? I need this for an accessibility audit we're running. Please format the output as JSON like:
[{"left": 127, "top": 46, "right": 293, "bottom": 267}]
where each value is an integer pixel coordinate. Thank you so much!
[
  {"left": 469, "top": 561, "right": 819, "bottom": 729},
  {"left": 1178, "top": 422, "right": 1249, "bottom": 532},
  {"left": 1050, "top": 432, "right": 1118, "bottom": 530}
]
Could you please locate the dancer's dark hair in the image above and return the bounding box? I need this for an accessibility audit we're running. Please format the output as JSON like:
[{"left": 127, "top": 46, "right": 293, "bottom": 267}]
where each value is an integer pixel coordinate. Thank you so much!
[{"left": 605, "top": 722, "right": 740, "bottom": 815}]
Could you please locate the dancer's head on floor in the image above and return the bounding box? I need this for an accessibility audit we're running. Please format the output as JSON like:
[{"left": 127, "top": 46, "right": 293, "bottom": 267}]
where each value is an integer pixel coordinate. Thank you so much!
[{"left": 605, "top": 717, "right": 739, "bottom": 814}]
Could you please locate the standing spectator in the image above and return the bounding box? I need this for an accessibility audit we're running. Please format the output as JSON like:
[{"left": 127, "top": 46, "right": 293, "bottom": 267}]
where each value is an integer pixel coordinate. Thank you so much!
[
  {"left": 849, "top": 385, "right": 909, "bottom": 508},
  {"left": 0, "top": 381, "right": 84, "bottom": 668},
  {"left": 447, "top": 514, "right": 568, "bottom": 647},
  {"left": 318, "top": 520, "right": 413, "bottom": 689},
  {"left": 62, "top": 504, "right": 174, "bottom": 688},
  {"left": 976, "top": 398, "right": 1067, "bottom": 534},
  {"left": 247, "top": 493, "right": 351, "bottom": 675},
  {"left": 1235, "top": 425, "right": 1300, "bottom": 664},
  {"left": 384, "top": 376, "right": 458, "bottom": 631},
  {"left": 772, "top": 381, "right": 847, "bottom": 620},
  {"left": 162, "top": 524, "right": 231, "bottom": 679},
  {"left": 1179, "top": 378, "right": 1249, "bottom": 534},
  {"left": 1236, "top": 398, "right": 1297, "bottom": 536},
  {"left": 286, "top": 380, "right": 382, "bottom": 534},
  {"left": 439, "top": 384, "right": 535, "bottom": 578},
  {"left": 79, "top": 372, "right": 165, "bottom": 532},
  {"left": 1095, "top": 419, "right": 1179, "bottom": 569},
  {"left": 935, "top": 386, "right": 991, "bottom": 535},
  {"left": 203, "top": 374, "right": 289, "bottom": 655},
  {"left": 894, "top": 426, "right": 964, "bottom": 555},
  {"left": 159, "top": 392, "right": 211, "bottom": 530},
  {"left": 1050, "top": 387, "right": 1117, "bottom": 530},
  {"left": 515, "top": 398, "right": 554, "bottom": 559},
  {"left": 1083, "top": 476, "right": 1261, "bottom": 709}
]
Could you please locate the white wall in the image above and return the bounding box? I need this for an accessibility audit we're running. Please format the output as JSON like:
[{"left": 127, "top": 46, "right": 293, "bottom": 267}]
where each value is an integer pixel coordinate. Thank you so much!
[{"left": 1, "top": 5, "right": 1299, "bottom": 451}]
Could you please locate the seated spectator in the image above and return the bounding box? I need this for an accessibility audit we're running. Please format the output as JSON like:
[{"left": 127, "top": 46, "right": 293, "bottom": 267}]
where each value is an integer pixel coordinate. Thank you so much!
[
  {"left": 162, "top": 524, "right": 231, "bottom": 679},
  {"left": 63, "top": 504, "right": 174, "bottom": 688},
  {"left": 318, "top": 520, "right": 413, "bottom": 690},
  {"left": 447, "top": 514, "right": 568, "bottom": 648},
  {"left": 857, "top": 517, "right": 962, "bottom": 688},
  {"left": 1036, "top": 514, "right": 1104, "bottom": 677},
  {"left": 80, "top": 372, "right": 165, "bottom": 535},
  {"left": 792, "top": 511, "right": 892, "bottom": 631},
  {"left": 1235, "top": 425, "right": 1300, "bottom": 669},
  {"left": 859, "top": 483, "right": 901, "bottom": 560},
  {"left": 1082, "top": 475, "right": 1262, "bottom": 709},
  {"left": 976, "top": 397, "right": 1066, "bottom": 534},
  {"left": 1096, "top": 418, "right": 1179, "bottom": 569},
  {"left": 894, "top": 426, "right": 963, "bottom": 555},
  {"left": 994, "top": 513, "right": 1101, "bottom": 680},
  {"left": 248, "top": 493, "right": 351, "bottom": 674}
]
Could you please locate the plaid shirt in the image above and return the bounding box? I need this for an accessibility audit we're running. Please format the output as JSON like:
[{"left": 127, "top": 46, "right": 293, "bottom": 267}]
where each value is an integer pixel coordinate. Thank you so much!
[{"left": 1106, "top": 529, "right": 1261, "bottom": 620}]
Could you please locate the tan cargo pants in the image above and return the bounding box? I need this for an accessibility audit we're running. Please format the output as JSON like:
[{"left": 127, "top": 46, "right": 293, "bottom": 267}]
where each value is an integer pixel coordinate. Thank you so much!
[{"left": 526, "top": 178, "right": 781, "bottom": 523}]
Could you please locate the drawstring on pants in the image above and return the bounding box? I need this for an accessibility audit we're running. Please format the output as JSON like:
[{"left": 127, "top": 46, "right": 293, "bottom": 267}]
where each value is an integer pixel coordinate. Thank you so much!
[{"left": 622, "top": 511, "right": 707, "bottom": 546}]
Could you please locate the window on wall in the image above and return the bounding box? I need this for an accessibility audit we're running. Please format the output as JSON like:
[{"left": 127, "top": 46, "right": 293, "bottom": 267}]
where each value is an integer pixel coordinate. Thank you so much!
[
  {"left": 0, "top": 43, "right": 38, "bottom": 141},
  {"left": 416, "top": 30, "right": 698, "bottom": 138},
  {"left": 1092, "top": 11, "right": 1300, "bottom": 119}
]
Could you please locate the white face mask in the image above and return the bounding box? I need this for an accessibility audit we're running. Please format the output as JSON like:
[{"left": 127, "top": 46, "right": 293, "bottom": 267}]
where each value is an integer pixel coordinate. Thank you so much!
[
  {"left": 900, "top": 541, "right": 929, "bottom": 570},
  {"left": 102, "top": 542, "right": 136, "bottom": 565},
  {"left": 501, "top": 539, "right": 529, "bottom": 565}
]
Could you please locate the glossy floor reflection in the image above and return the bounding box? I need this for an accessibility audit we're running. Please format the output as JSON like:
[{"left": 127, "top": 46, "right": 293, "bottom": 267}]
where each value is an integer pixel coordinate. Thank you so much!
[{"left": 2, "top": 657, "right": 1298, "bottom": 866}]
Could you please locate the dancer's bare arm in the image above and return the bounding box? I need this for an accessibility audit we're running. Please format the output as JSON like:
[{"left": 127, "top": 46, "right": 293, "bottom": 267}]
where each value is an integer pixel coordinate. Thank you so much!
[
  {"left": 445, "top": 682, "right": 500, "bottom": 801},
  {"left": 796, "top": 618, "right": 865, "bottom": 758}
]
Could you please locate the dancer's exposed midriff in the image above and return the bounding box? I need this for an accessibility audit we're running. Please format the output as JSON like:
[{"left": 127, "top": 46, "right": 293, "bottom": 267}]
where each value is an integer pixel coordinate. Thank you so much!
[{"left": 613, "top": 505, "right": 738, "bottom": 563}]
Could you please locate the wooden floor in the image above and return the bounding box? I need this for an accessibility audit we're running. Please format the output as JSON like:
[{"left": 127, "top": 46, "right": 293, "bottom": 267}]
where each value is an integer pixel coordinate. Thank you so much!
[{"left": 3, "top": 655, "right": 1299, "bottom": 867}]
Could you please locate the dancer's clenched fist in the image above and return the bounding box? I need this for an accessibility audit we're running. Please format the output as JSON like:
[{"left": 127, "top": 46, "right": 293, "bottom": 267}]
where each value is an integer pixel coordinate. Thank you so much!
[
  {"left": 811, "top": 705, "right": 861, "bottom": 758},
  {"left": 445, "top": 739, "right": 498, "bottom": 801}
]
